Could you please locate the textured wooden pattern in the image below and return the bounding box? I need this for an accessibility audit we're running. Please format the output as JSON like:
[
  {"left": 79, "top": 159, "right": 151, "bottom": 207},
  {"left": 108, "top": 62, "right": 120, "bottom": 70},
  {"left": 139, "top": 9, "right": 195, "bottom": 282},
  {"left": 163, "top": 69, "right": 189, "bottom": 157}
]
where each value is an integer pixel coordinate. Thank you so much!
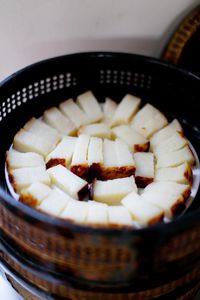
[
  {"left": 0, "top": 202, "right": 139, "bottom": 282},
  {"left": 4, "top": 272, "right": 200, "bottom": 300},
  {"left": 158, "top": 225, "right": 200, "bottom": 261},
  {"left": 2, "top": 199, "right": 200, "bottom": 285},
  {"left": 2, "top": 249, "right": 200, "bottom": 300},
  {"left": 162, "top": 5, "right": 200, "bottom": 64}
]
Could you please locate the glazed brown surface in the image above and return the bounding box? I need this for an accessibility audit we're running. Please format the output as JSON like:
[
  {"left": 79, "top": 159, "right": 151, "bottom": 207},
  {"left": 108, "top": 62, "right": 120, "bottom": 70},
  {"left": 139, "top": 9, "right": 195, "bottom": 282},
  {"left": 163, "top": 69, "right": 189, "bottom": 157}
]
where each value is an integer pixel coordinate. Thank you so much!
[
  {"left": 148, "top": 212, "right": 164, "bottom": 225},
  {"left": 19, "top": 193, "right": 38, "bottom": 207},
  {"left": 135, "top": 176, "right": 153, "bottom": 188},
  {"left": 46, "top": 158, "right": 66, "bottom": 169},
  {"left": 134, "top": 142, "right": 149, "bottom": 152},
  {"left": 184, "top": 165, "right": 193, "bottom": 185},
  {"left": 99, "top": 166, "right": 135, "bottom": 180},
  {"left": 70, "top": 164, "right": 89, "bottom": 178},
  {"left": 2, "top": 246, "right": 200, "bottom": 300}
]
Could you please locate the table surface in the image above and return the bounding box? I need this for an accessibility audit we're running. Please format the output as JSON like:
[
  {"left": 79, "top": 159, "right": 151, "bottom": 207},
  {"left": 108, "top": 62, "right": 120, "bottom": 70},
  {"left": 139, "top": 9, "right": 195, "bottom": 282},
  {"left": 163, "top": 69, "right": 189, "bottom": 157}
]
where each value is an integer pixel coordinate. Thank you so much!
[{"left": 0, "top": 275, "right": 22, "bottom": 300}]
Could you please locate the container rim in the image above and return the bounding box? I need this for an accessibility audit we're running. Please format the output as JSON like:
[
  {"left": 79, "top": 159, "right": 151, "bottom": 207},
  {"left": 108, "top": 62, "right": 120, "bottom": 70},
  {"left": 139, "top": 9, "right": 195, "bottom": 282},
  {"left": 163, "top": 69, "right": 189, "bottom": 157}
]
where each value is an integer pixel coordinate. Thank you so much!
[{"left": 1, "top": 51, "right": 200, "bottom": 236}]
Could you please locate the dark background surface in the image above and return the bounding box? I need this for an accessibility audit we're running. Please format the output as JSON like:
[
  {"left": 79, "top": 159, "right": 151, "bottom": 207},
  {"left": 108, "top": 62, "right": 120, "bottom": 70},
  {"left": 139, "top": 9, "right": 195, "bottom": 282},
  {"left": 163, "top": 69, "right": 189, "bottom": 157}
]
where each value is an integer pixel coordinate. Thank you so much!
[{"left": 178, "top": 28, "right": 200, "bottom": 76}]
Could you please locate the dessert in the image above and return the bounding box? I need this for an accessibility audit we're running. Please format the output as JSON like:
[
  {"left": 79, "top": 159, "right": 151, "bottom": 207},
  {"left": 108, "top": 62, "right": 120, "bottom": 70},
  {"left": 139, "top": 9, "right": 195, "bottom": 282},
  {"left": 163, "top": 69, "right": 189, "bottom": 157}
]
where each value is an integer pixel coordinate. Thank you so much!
[
  {"left": 86, "top": 201, "right": 108, "bottom": 225},
  {"left": 156, "top": 146, "right": 195, "bottom": 168},
  {"left": 13, "top": 128, "right": 57, "bottom": 157},
  {"left": 111, "top": 94, "right": 141, "bottom": 127},
  {"left": 20, "top": 182, "right": 52, "bottom": 206},
  {"left": 59, "top": 98, "right": 89, "bottom": 127},
  {"left": 134, "top": 152, "right": 154, "bottom": 187},
  {"left": 108, "top": 205, "right": 133, "bottom": 227},
  {"left": 78, "top": 123, "right": 111, "bottom": 139},
  {"left": 131, "top": 103, "right": 168, "bottom": 138},
  {"left": 76, "top": 91, "right": 103, "bottom": 123},
  {"left": 70, "top": 134, "right": 90, "bottom": 177},
  {"left": 122, "top": 191, "right": 164, "bottom": 225},
  {"left": 6, "top": 90, "right": 197, "bottom": 228},
  {"left": 92, "top": 176, "right": 137, "bottom": 205},
  {"left": 23, "top": 117, "right": 60, "bottom": 144},
  {"left": 103, "top": 97, "right": 117, "bottom": 124},
  {"left": 47, "top": 164, "right": 88, "bottom": 200},
  {"left": 114, "top": 139, "right": 136, "bottom": 177},
  {"left": 60, "top": 200, "right": 89, "bottom": 223},
  {"left": 155, "top": 163, "right": 193, "bottom": 184},
  {"left": 38, "top": 189, "right": 72, "bottom": 216},
  {"left": 43, "top": 106, "right": 76, "bottom": 135},
  {"left": 112, "top": 125, "right": 149, "bottom": 152},
  {"left": 87, "top": 136, "right": 103, "bottom": 180},
  {"left": 150, "top": 119, "right": 183, "bottom": 150},
  {"left": 9, "top": 166, "right": 50, "bottom": 193},
  {"left": 6, "top": 149, "right": 45, "bottom": 169},
  {"left": 46, "top": 136, "right": 77, "bottom": 168}
]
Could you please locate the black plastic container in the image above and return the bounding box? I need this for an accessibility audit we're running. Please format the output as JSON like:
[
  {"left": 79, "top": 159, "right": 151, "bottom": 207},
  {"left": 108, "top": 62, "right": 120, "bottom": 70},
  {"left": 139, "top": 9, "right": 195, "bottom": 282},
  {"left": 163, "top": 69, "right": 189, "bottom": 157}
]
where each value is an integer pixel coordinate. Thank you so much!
[{"left": 0, "top": 52, "right": 200, "bottom": 299}]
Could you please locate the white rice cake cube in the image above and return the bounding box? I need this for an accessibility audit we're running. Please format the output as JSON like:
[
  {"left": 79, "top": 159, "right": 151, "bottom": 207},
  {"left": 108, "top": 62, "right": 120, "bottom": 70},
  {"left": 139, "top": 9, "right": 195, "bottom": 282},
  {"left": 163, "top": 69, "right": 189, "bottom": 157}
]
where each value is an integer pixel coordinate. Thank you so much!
[
  {"left": 47, "top": 164, "right": 88, "bottom": 200},
  {"left": 78, "top": 123, "right": 111, "bottom": 139},
  {"left": 9, "top": 166, "right": 50, "bottom": 193},
  {"left": 20, "top": 182, "right": 52, "bottom": 206},
  {"left": 88, "top": 137, "right": 103, "bottom": 166},
  {"left": 6, "top": 149, "right": 45, "bottom": 169},
  {"left": 134, "top": 152, "right": 154, "bottom": 187},
  {"left": 46, "top": 136, "right": 77, "bottom": 168},
  {"left": 103, "top": 139, "right": 117, "bottom": 168},
  {"left": 138, "top": 188, "right": 144, "bottom": 195},
  {"left": 111, "top": 94, "right": 141, "bottom": 127},
  {"left": 76, "top": 91, "right": 103, "bottom": 123},
  {"left": 59, "top": 98, "right": 89, "bottom": 127},
  {"left": 108, "top": 205, "right": 133, "bottom": 227},
  {"left": 142, "top": 181, "right": 190, "bottom": 217},
  {"left": 150, "top": 119, "right": 183, "bottom": 150},
  {"left": 61, "top": 200, "right": 89, "bottom": 223},
  {"left": 38, "top": 189, "right": 72, "bottom": 216},
  {"left": 86, "top": 201, "right": 108, "bottom": 225},
  {"left": 43, "top": 107, "right": 76, "bottom": 135},
  {"left": 115, "top": 139, "right": 135, "bottom": 167},
  {"left": 13, "top": 128, "right": 56, "bottom": 156},
  {"left": 170, "top": 119, "right": 183, "bottom": 132},
  {"left": 153, "top": 132, "right": 187, "bottom": 155},
  {"left": 131, "top": 103, "right": 168, "bottom": 138},
  {"left": 144, "top": 181, "right": 190, "bottom": 198},
  {"left": 103, "top": 97, "right": 117, "bottom": 124},
  {"left": 70, "top": 134, "right": 90, "bottom": 177},
  {"left": 24, "top": 117, "right": 60, "bottom": 145},
  {"left": 101, "top": 139, "right": 135, "bottom": 180},
  {"left": 92, "top": 176, "right": 137, "bottom": 205},
  {"left": 112, "top": 125, "right": 149, "bottom": 152},
  {"left": 122, "top": 192, "right": 164, "bottom": 225},
  {"left": 134, "top": 152, "right": 154, "bottom": 178},
  {"left": 87, "top": 137, "right": 103, "bottom": 180},
  {"left": 100, "top": 139, "right": 119, "bottom": 180},
  {"left": 71, "top": 134, "right": 90, "bottom": 165},
  {"left": 142, "top": 192, "right": 183, "bottom": 218},
  {"left": 155, "top": 163, "right": 193, "bottom": 185},
  {"left": 156, "top": 146, "right": 195, "bottom": 168}
]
